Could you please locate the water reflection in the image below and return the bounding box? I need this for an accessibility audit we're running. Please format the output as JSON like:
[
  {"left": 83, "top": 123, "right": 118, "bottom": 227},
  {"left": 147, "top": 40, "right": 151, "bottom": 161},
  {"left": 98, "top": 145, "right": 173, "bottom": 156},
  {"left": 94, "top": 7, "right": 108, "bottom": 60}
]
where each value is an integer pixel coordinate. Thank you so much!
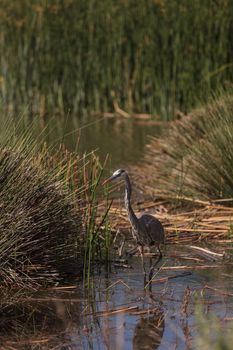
[
  {"left": 133, "top": 308, "right": 165, "bottom": 350},
  {"left": 1, "top": 249, "right": 233, "bottom": 349},
  {"left": 0, "top": 292, "right": 83, "bottom": 348},
  {"left": 43, "top": 115, "right": 162, "bottom": 167}
]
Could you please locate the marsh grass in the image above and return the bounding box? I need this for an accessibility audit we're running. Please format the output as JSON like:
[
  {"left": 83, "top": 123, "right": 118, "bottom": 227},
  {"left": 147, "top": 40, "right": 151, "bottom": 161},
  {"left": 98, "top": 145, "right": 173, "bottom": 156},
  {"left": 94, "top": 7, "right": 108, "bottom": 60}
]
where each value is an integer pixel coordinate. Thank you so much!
[
  {"left": 0, "top": 145, "right": 80, "bottom": 289},
  {"left": 134, "top": 91, "right": 233, "bottom": 200},
  {"left": 1, "top": 1, "right": 233, "bottom": 118},
  {"left": 82, "top": 156, "right": 113, "bottom": 287},
  {"left": 0, "top": 118, "right": 110, "bottom": 293},
  {"left": 195, "top": 302, "right": 233, "bottom": 350}
]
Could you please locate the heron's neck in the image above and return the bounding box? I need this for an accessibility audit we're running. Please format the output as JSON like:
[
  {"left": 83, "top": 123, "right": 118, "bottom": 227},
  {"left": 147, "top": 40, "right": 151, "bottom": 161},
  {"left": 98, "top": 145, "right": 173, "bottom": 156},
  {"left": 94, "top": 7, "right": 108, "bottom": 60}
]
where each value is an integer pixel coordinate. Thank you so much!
[{"left": 124, "top": 174, "right": 139, "bottom": 231}]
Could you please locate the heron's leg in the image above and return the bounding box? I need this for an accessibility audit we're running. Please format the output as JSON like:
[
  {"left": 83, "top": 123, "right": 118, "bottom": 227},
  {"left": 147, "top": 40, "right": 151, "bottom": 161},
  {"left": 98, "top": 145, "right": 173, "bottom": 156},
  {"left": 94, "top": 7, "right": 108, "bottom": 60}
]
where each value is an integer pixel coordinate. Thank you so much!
[
  {"left": 148, "top": 256, "right": 153, "bottom": 286},
  {"left": 126, "top": 246, "right": 138, "bottom": 257},
  {"left": 158, "top": 244, "right": 163, "bottom": 259},
  {"left": 149, "top": 245, "right": 163, "bottom": 280},
  {"left": 138, "top": 245, "right": 147, "bottom": 283}
]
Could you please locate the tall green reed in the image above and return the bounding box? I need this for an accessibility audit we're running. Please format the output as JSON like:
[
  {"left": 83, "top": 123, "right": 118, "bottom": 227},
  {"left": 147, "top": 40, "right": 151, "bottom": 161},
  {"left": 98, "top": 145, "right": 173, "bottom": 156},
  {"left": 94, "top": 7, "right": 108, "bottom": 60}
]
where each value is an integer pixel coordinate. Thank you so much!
[
  {"left": 0, "top": 0, "right": 233, "bottom": 119},
  {"left": 82, "top": 154, "right": 113, "bottom": 288}
]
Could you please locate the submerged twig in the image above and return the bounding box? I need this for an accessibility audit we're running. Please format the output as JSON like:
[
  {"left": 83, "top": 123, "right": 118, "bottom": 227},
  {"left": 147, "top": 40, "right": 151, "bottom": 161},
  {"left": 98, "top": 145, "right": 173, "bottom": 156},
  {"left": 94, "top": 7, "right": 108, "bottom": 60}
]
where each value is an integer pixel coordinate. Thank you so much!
[
  {"left": 181, "top": 286, "right": 192, "bottom": 317},
  {"left": 187, "top": 245, "right": 226, "bottom": 261},
  {"left": 151, "top": 272, "right": 192, "bottom": 284},
  {"left": 160, "top": 264, "right": 221, "bottom": 271},
  {"left": 204, "top": 285, "right": 233, "bottom": 297},
  {"left": 93, "top": 305, "right": 139, "bottom": 317}
]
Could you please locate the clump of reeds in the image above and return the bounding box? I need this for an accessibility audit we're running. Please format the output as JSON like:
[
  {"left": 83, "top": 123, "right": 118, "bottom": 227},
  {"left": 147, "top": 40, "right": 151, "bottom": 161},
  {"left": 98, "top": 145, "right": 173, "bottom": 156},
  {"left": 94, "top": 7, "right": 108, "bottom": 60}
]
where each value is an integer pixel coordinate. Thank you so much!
[
  {"left": 134, "top": 91, "right": 233, "bottom": 200},
  {"left": 0, "top": 120, "right": 108, "bottom": 291},
  {"left": 1, "top": 1, "right": 233, "bottom": 118},
  {"left": 0, "top": 148, "right": 81, "bottom": 288}
]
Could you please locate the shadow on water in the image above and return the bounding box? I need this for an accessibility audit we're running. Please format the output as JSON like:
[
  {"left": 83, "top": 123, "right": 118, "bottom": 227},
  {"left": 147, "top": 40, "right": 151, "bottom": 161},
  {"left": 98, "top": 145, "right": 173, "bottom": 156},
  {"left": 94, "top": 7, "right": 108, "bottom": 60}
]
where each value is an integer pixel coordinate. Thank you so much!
[{"left": 1, "top": 245, "right": 233, "bottom": 349}]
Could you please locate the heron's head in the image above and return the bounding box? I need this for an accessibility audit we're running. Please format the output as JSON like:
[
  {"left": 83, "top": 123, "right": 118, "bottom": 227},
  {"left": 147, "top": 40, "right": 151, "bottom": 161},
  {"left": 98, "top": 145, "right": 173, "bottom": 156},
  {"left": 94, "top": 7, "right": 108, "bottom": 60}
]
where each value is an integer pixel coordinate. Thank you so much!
[{"left": 102, "top": 169, "right": 126, "bottom": 185}]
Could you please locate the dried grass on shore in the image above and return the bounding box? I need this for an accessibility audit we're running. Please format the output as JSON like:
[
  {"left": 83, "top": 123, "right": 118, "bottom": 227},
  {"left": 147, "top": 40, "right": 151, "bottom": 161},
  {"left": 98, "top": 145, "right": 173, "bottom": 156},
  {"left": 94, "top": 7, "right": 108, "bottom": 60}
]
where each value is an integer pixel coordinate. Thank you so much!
[{"left": 106, "top": 198, "right": 233, "bottom": 245}]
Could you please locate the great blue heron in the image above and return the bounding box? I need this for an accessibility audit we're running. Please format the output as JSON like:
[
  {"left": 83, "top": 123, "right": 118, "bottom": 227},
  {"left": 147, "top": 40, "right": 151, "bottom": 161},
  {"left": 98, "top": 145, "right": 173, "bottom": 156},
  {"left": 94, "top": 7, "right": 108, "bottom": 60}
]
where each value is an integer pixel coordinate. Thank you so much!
[{"left": 103, "top": 169, "right": 165, "bottom": 282}]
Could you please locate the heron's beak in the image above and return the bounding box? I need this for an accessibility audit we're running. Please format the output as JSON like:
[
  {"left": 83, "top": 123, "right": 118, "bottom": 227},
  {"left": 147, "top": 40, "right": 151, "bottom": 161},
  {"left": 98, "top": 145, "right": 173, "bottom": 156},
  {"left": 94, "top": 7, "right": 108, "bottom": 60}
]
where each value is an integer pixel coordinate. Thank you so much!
[{"left": 102, "top": 175, "right": 115, "bottom": 186}]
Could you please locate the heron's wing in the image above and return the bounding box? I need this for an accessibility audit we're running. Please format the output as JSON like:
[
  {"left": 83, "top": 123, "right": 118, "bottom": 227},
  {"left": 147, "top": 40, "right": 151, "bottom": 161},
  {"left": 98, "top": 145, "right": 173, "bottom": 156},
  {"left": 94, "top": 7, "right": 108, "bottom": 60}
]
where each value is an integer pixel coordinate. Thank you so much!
[{"left": 139, "top": 214, "right": 165, "bottom": 244}]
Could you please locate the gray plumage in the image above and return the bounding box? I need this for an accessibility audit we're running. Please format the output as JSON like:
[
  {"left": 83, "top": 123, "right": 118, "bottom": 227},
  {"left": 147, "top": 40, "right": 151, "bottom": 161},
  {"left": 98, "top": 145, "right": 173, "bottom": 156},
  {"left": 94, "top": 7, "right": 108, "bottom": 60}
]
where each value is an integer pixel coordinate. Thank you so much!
[
  {"left": 103, "top": 169, "right": 165, "bottom": 253},
  {"left": 123, "top": 170, "right": 165, "bottom": 248}
]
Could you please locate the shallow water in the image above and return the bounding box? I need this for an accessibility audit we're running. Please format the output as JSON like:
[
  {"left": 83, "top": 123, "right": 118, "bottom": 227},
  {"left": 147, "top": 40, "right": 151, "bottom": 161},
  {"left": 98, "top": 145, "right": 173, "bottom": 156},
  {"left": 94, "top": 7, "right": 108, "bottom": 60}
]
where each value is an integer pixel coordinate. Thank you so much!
[
  {"left": 44, "top": 115, "right": 162, "bottom": 168},
  {"left": 2, "top": 246, "right": 233, "bottom": 349}
]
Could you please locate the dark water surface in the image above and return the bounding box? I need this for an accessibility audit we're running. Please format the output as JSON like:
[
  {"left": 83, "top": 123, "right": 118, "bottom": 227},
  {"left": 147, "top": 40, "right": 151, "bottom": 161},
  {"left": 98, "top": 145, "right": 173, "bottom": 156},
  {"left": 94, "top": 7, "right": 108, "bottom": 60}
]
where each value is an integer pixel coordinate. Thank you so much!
[
  {"left": 44, "top": 115, "right": 162, "bottom": 168},
  {"left": 2, "top": 246, "right": 233, "bottom": 349}
]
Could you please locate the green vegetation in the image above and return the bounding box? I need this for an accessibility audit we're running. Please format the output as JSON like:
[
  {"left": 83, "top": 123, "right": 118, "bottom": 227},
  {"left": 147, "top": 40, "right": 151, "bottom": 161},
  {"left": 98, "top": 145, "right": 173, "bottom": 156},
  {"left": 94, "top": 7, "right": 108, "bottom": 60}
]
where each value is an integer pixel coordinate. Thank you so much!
[
  {"left": 0, "top": 0, "right": 233, "bottom": 118},
  {"left": 1, "top": 1, "right": 233, "bottom": 347},
  {"left": 136, "top": 91, "right": 233, "bottom": 199},
  {"left": 0, "top": 119, "right": 108, "bottom": 293},
  {"left": 82, "top": 156, "right": 112, "bottom": 287},
  {"left": 195, "top": 304, "right": 233, "bottom": 350}
]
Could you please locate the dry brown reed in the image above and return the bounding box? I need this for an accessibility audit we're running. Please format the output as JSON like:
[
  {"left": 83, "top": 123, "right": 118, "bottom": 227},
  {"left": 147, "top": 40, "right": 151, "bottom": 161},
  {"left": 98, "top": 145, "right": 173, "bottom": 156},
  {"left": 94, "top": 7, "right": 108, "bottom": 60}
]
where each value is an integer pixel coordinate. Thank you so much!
[{"left": 104, "top": 198, "right": 233, "bottom": 245}]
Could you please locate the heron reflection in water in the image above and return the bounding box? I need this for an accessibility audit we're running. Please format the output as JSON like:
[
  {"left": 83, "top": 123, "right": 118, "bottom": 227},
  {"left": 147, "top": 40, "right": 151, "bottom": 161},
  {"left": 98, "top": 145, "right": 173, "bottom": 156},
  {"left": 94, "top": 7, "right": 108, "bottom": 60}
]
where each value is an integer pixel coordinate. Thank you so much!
[
  {"left": 103, "top": 169, "right": 165, "bottom": 283},
  {"left": 133, "top": 308, "right": 165, "bottom": 350}
]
